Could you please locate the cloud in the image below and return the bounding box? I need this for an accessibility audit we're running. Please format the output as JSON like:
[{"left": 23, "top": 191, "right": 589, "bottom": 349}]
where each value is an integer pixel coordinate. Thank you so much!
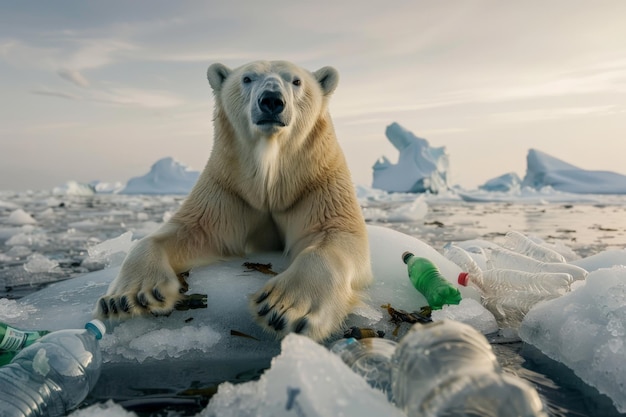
[
  {"left": 58, "top": 68, "right": 90, "bottom": 87},
  {"left": 31, "top": 88, "right": 80, "bottom": 100}
]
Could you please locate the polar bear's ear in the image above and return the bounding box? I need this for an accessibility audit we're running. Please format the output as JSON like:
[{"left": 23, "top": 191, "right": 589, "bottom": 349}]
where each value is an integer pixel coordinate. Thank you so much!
[
  {"left": 313, "top": 66, "right": 339, "bottom": 97},
  {"left": 207, "top": 63, "right": 232, "bottom": 92}
]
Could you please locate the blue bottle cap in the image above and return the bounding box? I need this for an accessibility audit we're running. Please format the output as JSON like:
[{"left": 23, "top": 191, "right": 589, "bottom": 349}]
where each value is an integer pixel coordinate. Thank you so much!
[{"left": 85, "top": 319, "right": 106, "bottom": 340}]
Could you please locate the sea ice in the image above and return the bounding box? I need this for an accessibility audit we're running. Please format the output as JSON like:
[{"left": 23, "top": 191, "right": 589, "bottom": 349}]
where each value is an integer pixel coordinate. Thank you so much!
[
  {"left": 52, "top": 181, "right": 96, "bottom": 196},
  {"left": 199, "top": 334, "right": 406, "bottom": 417},
  {"left": 520, "top": 266, "right": 626, "bottom": 413}
]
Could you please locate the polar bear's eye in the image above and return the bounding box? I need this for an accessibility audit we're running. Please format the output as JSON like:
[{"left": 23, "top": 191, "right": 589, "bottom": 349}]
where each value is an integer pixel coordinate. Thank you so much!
[
  {"left": 243, "top": 76, "right": 252, "bottom": 84},
  {"left": 292, "top": 79, "right": 301, "bottom": 86}
]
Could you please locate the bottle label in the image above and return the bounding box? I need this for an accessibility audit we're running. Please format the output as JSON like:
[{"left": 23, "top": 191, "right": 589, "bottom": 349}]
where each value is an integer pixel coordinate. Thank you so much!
[{"left": 0, "top": 327, "right": 28, "bottom": 352}]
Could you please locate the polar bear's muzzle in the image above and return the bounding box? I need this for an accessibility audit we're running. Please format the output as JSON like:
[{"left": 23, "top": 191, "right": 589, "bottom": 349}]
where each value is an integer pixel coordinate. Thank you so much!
[{"left": 254, "top": 90, "right": 287, "bottom": 128}]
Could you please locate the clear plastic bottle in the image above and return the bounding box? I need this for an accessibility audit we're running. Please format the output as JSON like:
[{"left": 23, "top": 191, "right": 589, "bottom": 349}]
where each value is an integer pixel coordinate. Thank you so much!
[
  {"left": 391, "top": 320, "right": 548, "bottom": 417},
  {"left": 459, "top": 268, "right": 573, "bottom": 297},
  {"left": 332, "top": 321, "right": 548, "bottom": 416},
  {"left": 486, "top": 246, "right": 588, "bottom": 281},
  {"left": 330, "top": 337, "right": 397, "bottom": 400},
  {"left": 502, "top": 231, "right": 567, "bottom": 263},
  {"left": 402, "top": 252, "right": 462, "bottom": 309},
  {"left": 458, "top": 268, "right": 571, "bottom": 328},
  {"left": 0, "top": 320, "right": 106, "bottom": 417},
  {"left": 0, "top": 322, "right": 50, "bottom": 366}
]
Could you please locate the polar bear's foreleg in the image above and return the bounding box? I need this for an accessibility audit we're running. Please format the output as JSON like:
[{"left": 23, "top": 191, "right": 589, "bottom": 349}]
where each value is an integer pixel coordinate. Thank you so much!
[
  {"left": 251, "top": 231, "right": 372, "bottom": 341},
  {"left": 93, "top": 221, "right": 217, "bottom": 318}
]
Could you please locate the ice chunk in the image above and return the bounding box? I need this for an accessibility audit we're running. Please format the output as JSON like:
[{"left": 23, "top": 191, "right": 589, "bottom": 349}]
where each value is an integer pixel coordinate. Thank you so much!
[
  {"left": 83, "top": 231, "right": 136, "bottom": 269},
  {"left": 431, "top": 298, "right": 499, "bottom": 335},
  {"left": 6, "top": 209, "right": 36, "bottom": 225},
  {"left": 5, "top": 231, "right": 49, "bottom": 248},
  {"left": 23, "top": 253, "right": 59, "bottom": 273},
  {"left": 68, "top": 399, "right": 137, "bottom": 417},
  {"left": 100, "top": 317, "right": 221, "bottom": 363},
  {"left": 0, "top": 298, "right": 38, "bottom": 321},
  {"left": 199, "top": 334, "right": 406, "bottom": 417},
  {"left": 572, "top": 249, "right": 626, "bottom": 272},
  {"left": 519, "top": 266, "right": 626, "bottom": 412}
]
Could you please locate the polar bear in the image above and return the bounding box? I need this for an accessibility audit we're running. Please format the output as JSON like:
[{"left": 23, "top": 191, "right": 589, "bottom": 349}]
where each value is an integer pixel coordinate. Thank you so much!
[{"left": 95, "top": 60, "right": 372, "bottom": 341}]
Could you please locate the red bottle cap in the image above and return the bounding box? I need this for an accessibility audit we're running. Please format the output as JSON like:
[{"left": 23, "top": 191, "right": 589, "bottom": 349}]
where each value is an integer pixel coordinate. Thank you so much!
[{"left": 458, "top": 272, "right": 469, "bottom": 286}]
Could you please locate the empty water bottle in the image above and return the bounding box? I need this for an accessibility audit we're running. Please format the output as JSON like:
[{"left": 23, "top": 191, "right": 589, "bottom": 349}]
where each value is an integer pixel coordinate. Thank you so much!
[
  {"left": 0, "top": 320, "right": 106, "bottom": 417},
  {"left": 486, "top": 246, "right": 588, "bottom": 281},
  {"left": 330, "top": 337, "right": 397, "bottom": 400},
  {"left": 0, "top": 321, "right": 50, "bottom": 366},
  {"left": 402, "top": 252, "right": 462, "bottom": 309},
  {"left": 503, "top": 231, "right": 566, "bottom": 263},
  {"left": 392, "top": 320, "right": 548, "bottom": 417}
]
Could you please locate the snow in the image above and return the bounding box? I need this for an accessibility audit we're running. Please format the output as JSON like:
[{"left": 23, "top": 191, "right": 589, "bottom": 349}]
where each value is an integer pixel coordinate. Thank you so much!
[
  {"left": 119, "top": 157, "right": 200, "bottom": 195},
  {"left": 372, "top": 123, "right": 449, "bottom": 193}
]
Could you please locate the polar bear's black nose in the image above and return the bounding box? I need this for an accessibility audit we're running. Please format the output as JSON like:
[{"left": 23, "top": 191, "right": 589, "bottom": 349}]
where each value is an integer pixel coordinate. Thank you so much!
[{"left": 258, "top": 91, "right": 285, "bottom": 115}]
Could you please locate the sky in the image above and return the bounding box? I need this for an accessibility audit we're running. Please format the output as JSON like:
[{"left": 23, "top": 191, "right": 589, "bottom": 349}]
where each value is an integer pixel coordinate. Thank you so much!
[{"left": 1, "top": 1, "right": 625, "bottom": 191}]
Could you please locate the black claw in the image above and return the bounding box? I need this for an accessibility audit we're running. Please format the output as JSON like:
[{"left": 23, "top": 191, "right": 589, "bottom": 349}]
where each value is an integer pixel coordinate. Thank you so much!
[
  {"left": 152, "top": 288, "right": 165, "bottom": 302},
  {"left": 255, "top": 291, "right": 270, "bottom": 304},
  {"left": 273, "top": 317, "right": 287, "bottom": 331},
  {"left": 136, "top": 293, "right": 149, "bottom": 308},
  {"left": 258, "top": 304, "right": 271, "bottom": 317},
  {"left": 99, "top": 298, "right": 109, "bottom": 316},
  {"left": 268, "top": 311, "right": 285, "bottom": 330},
  {"left": 119, "top": 296, "right": 131, "bottom": 313},
  {"left": 109, "top": 298, "right": 118, "bottom": 314},
  {"left": 294, "top": 318, "right": 308, "bottom": 334}
]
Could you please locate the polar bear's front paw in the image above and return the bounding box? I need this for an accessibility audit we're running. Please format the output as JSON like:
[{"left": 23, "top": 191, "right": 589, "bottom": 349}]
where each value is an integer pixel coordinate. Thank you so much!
[
  {"left": 94, "top": 270, "right": 188, "bottom": 319},
  {"left": 251, "top": 273, "right": 355, "bottom": 341}
]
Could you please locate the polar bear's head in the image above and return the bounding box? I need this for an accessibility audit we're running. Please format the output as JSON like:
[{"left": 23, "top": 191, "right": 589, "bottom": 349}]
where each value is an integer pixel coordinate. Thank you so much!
[{"left": 207, "top": 61, "right": 339, "bottom": 142}]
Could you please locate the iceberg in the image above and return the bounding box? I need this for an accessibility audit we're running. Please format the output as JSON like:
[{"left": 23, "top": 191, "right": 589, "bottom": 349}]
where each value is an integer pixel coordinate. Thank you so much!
[
  {"left": 479, "top": 172, "right": 522, "bottom": 192},
  {"left": 522, "top": 149, "right": 626, "bottom": 194},
  {"left": 119, "top": 157, "right": 200, "bottom": 195},
  {"left": 52, "top": 181, "right": 96, "bottom": 196},
  {"left": 372, "top": 123, "right": 449, "bottom": 193}
]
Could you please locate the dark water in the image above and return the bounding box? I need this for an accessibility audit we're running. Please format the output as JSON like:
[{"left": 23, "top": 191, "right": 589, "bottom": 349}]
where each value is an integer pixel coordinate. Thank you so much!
[{"left": 1, "top": 192, "right": 625, "bottom": 416}]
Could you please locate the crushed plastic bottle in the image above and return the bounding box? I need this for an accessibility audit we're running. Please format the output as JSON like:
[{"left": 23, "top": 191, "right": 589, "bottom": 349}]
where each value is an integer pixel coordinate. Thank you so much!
[
  {"left": 503, "top": 231, "right": 567, "bottom": 263},
  {"left": 0, "top": 320, "right": 106, "bottom": 417},
  {"left": 486, "top": 246, "right": 588, "bottom": 281},
  {"left": 331, "top": 320, "right": 548, "bottom": 417},
  {"left": 402, "top": 252, "right": 462, "bottom": 309},
  {"left": 0, "top": 322, "right": 50, "bottom": 366},
  {"left": 392, "top": 320, "right": 548, "bottom": 417},
  {"left": 458, "top": 268, "right": 572, "bottom": 328}
]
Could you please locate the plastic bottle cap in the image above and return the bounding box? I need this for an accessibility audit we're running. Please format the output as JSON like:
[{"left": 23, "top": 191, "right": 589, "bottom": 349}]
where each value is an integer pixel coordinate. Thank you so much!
[
  {"left": 85, "top": 319, "right": 106, "bottom": 340},
  {"left": 458, "top": 272, "right": 469, "bottom": 286},
  {"left": 402, "top": 251, "right": 414, "bottom": 264}
]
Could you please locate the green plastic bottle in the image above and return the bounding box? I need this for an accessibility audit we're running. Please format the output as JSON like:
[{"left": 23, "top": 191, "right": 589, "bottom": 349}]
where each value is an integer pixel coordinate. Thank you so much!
[
  {"left": 402, "top": 251, "right": 462, "bottom": 309},
  {"left": 0, "top": 321, "right": 50, "bottom": 366}
]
